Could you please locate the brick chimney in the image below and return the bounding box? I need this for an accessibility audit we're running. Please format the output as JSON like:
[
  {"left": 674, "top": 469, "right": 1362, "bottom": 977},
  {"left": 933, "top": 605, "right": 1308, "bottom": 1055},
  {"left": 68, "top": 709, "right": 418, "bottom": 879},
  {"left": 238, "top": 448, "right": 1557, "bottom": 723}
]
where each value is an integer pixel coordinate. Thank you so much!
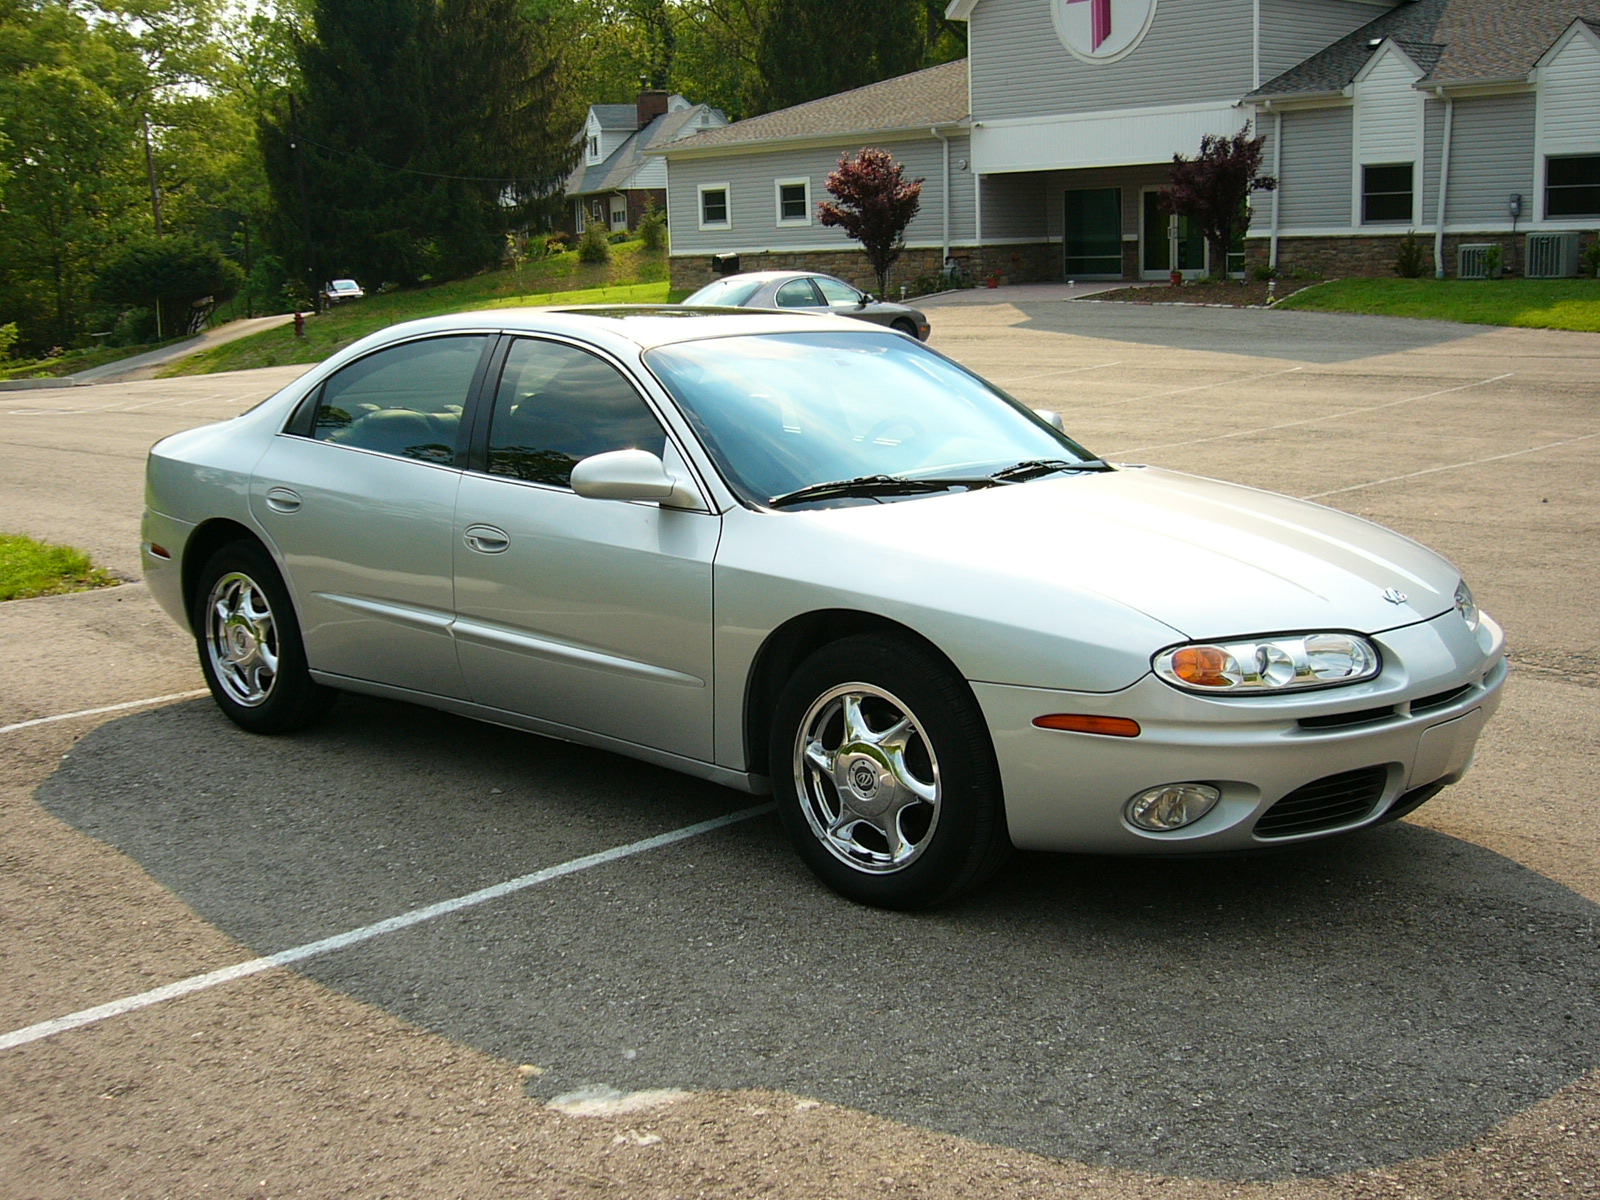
[{"left": 636, "top": 89, "right": 669, "bottom": 130}]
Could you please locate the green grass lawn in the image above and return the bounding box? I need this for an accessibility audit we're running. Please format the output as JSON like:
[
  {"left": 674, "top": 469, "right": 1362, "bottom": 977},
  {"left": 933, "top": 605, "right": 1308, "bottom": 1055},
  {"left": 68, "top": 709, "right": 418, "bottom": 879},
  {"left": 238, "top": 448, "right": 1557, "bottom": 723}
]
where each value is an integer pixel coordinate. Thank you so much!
[
  {"left": 163, "top": 242, "right": 681, "bottom": 378},
  {"left": 1274, "top": 277, "right": 1600, "bottom": 332},
  {"left": 0, "top": 533, "right": 119, "bottom": 601}
]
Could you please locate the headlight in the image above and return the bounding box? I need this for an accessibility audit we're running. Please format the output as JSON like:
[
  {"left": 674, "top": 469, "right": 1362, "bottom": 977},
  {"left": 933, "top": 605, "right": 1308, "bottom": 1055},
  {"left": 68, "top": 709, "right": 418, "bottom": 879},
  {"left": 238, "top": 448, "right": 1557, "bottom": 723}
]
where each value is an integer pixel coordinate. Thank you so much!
[
  {"left": 1153, "top": 633, "right": 1380, "bottom": 694},
  {"left": 1455, "top": 580, "right": 1480, "bottom": 631}
]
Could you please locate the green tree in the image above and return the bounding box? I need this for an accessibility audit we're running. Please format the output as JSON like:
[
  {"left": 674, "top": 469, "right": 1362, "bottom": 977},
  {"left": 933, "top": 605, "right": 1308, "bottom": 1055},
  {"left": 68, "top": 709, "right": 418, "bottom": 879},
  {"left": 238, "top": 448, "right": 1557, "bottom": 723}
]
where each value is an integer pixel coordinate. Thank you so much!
[
  {"left": 755, "top": 0, "right": 926, "bottom": 112},
  {"left": 0, "top": 3, "right": 147, "bottom": 352},
  {"left": 96, "top": 232, "right": 243, "bottom": 338},
  {"left": 818, "top": 147, "right": 922, "bottom": 297},
  {"left": 262, "top": 0, "right": 580, "bottom": 293}
]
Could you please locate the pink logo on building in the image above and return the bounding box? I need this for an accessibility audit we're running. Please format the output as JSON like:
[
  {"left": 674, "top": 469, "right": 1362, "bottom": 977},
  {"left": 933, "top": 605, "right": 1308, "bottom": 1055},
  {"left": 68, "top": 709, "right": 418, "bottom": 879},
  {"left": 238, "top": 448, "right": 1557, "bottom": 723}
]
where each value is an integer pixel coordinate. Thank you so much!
[{"left": 1053, "top": 0, "right": 1158, "bottom": 63}]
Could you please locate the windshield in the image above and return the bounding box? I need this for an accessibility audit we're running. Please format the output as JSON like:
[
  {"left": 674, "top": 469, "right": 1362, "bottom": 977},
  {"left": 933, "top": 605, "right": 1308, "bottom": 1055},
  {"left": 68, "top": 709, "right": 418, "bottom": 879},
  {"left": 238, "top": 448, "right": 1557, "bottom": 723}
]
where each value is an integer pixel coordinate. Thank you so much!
[
  {"left": 644, "top": 330, "right": 1099, "bottom": 507},
  {"left": 683, "top": 278, "right": 764, "bottom": 306}
]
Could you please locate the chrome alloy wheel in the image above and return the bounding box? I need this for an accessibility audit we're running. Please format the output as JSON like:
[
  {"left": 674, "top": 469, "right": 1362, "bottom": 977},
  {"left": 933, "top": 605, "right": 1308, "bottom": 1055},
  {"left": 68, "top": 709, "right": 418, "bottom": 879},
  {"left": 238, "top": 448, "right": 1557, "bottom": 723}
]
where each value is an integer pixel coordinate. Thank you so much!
[
  {"left": 203, "top": 571, "right": 279, "bottom": 707},
  {"left": 793, "top": 683, "right": 942, "bottom": 873}
]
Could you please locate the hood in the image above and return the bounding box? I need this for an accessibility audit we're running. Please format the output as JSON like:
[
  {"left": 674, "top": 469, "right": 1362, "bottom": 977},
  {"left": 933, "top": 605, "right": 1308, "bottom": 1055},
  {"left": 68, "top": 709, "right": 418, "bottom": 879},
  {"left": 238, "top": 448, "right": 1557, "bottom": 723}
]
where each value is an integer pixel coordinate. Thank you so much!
[{"left": 799, "top": 466, "right": 1460, "bottom": 642}]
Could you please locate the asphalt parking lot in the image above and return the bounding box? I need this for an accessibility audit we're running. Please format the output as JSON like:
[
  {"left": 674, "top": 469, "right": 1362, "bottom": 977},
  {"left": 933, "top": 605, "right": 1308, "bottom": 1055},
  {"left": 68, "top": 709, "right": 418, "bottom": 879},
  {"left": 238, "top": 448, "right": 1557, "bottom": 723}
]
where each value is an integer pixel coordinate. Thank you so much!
[{"left": 1, "top": 297, "right": 1597, "bottom": 1198}]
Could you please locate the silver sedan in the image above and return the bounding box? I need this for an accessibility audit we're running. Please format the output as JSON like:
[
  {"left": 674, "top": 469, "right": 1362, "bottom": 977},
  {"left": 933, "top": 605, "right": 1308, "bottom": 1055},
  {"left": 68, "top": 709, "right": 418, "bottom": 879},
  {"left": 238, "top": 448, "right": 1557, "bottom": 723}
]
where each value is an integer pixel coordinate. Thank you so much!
[
  {"left": 682, "top": 271, "right": 931, "bottom": 340},
  {"left": 142, "top": 308, "right": 1504, "bottom": 908}
]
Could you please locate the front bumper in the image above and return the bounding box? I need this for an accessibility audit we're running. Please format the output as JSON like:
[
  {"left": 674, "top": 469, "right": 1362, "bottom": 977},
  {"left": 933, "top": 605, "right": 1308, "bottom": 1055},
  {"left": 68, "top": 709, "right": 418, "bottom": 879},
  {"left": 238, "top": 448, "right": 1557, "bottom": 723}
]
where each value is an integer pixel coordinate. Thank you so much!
[{"left": 976, "top": 610, "right": 1506, "bottom": 854}]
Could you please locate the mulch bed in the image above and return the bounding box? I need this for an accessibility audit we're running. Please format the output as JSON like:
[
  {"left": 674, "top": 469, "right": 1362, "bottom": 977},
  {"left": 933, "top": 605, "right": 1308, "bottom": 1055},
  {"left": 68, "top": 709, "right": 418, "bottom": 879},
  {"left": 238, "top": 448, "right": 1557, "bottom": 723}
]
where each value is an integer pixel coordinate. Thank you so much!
[{"left": 1082, "top": 279, "right": 1321, "bottom": 307}]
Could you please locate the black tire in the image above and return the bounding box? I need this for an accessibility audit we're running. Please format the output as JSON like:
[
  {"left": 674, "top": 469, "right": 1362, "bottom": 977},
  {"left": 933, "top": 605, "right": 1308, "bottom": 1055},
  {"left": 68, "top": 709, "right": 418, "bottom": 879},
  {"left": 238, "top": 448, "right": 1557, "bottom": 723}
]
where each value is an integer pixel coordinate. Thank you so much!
[
  {"left": 192, "top": 541, "right": 335, "bottom": 734},
  {"left": 769, "top": 634, "right": 1010, "bottom": 909},
  {"left": 891, "top": 317, "right": 919, "bottom": 338}
]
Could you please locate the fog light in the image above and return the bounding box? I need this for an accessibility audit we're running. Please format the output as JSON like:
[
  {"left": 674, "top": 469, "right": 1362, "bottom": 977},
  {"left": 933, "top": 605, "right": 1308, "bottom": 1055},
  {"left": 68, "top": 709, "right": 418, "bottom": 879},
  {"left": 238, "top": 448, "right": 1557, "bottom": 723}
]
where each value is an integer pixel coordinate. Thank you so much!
[{"left": 1125, "top": 783, "right": 1221, "bottom": 832}]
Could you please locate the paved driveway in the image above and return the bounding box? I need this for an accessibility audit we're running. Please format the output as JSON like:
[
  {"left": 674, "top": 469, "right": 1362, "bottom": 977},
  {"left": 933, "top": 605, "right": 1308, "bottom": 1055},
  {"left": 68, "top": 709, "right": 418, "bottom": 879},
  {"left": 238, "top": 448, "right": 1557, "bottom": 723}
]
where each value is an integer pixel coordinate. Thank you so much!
[{"left": 1, "top": 299, "right": 1596, "bottom": 1198}]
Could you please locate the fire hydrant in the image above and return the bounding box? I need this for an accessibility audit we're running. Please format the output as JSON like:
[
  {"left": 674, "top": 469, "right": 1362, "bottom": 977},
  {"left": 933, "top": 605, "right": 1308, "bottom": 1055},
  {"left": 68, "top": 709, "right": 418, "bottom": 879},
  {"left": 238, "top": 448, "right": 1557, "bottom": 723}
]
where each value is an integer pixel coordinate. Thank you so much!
[{"left": 293, "top": 310, "right": 306, "bottom": 339}]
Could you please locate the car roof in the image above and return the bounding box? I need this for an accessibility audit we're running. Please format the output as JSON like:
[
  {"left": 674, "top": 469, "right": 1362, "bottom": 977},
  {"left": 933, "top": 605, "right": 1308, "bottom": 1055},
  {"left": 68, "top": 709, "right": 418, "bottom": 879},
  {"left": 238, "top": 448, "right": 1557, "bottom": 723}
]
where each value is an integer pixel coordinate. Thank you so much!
[
  {"left": 698, "top": 270, "right": 838, "bottom": 285},
  {"left": 332, "top": 306, "right": 885, "bottom": 359}
]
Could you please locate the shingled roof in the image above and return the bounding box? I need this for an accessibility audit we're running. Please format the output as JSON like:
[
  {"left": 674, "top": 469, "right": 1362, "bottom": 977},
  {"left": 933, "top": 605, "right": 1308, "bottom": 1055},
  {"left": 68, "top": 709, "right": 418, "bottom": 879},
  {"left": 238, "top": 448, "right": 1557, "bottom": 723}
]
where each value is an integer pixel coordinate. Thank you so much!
[
  {"left": 1249, "top": 0, "right": 1600, "bottom": 98},
  {"left": 654, "top": 59, "right": 969, "bottom": 156},
  {"left": 567, "top": 102, "right": 727, "bottom": 197}
]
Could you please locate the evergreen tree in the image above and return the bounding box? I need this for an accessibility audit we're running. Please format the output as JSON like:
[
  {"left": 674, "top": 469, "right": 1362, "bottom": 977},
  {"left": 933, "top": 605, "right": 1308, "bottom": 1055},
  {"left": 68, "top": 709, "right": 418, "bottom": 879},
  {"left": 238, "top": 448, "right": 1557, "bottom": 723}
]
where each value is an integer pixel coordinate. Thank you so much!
[
  {"left": 261, "top": 0, "right": 579, "bottom": 293},
  {"left": 755, "top": 0, "right": 925, "bottom": 112}
]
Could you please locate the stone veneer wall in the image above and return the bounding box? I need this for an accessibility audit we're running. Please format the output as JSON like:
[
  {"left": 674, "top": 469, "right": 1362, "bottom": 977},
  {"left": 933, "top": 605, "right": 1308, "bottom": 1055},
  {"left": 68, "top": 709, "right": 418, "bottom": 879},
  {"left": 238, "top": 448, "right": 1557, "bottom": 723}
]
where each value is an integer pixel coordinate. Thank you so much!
[
  {"left": 670, "top": 243, "right": 1062, "bottom": 294},
  {"left": 1255, "top": 231, "right": 1600, "bottom": 279}
]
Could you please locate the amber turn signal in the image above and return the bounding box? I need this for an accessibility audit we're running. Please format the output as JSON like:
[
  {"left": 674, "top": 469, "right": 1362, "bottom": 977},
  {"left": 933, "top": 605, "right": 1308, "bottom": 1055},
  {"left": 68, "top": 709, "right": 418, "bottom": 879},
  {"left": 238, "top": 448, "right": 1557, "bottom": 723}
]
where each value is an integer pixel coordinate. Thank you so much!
[{"left": 1032, "top": 714, "right": 1141, "bottom": 738}]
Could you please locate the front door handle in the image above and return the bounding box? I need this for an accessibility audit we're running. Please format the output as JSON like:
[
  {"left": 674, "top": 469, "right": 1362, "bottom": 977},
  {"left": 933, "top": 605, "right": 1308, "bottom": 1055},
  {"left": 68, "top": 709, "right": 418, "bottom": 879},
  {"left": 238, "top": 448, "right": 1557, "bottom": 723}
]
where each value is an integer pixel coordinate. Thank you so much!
[{"left": 463, "top": 524, "right": 510, "bottom": 554}]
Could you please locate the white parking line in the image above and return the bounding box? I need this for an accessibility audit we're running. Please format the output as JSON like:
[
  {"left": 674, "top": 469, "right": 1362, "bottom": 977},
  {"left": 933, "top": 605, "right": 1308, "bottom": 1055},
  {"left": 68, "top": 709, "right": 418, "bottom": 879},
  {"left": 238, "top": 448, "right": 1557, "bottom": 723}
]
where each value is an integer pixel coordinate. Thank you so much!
[
  {"left": 1077, "top": 364, "right": 1305, "bottom": 410},
  {"left": 1111, "top": 372, "right": 1515, "bottom": 455},
  {"left": 0, "top": 803, "right": 776, "bottom": 1053},
  {"left": 1301, "top": 432, "right": 1600, "bottom": 499},
  {"left": 0, "top": 691, "right": 210, "bottom": 736},
  {"left": 990, "top": 360, "right": 1123, "bottom": 386}
]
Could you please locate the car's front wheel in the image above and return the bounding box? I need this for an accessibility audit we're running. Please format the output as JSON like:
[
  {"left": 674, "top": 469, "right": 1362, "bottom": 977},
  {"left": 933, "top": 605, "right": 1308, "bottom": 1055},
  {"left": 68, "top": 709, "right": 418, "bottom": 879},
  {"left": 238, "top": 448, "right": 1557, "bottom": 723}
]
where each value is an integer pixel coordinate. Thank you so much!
[
  {"left": 770, "top": 634, "right": 1010, "bottom": 908},
  {"left": 193, "top": 541, "right": 335, "bottom": 734}
]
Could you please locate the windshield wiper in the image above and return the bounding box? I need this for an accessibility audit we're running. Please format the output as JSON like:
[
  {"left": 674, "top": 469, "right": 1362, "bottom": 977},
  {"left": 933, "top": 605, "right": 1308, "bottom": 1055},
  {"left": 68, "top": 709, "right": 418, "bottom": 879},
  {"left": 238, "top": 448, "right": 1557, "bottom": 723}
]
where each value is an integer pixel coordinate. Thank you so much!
[
  {"left": 988, "top": 457, "right": 1114, "bottom": 483},
  {"left": 767, "top": 474, "right": 991, "bottom": 509}
]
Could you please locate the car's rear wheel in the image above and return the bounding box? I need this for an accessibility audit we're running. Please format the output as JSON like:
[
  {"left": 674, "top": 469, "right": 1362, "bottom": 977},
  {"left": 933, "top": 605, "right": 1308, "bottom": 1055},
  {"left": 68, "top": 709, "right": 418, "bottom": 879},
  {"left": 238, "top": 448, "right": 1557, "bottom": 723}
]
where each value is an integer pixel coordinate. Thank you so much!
[
  {"left": 193, "top": 541, "right": 334, "bottom": 734},
  {"left": 770, "top": 634, "right": 1010, "bottom": 908}
]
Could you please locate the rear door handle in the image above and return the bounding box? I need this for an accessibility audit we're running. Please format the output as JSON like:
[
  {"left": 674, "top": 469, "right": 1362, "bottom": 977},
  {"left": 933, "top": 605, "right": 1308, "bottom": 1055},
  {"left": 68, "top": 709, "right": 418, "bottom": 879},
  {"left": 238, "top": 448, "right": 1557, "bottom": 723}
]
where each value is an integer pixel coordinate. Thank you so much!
[
  {"left": 264, "top": 487, "right": 302, "bottom": 513},
  {"left": 463, "top": 524, "right": 510, "bottom": 554}
]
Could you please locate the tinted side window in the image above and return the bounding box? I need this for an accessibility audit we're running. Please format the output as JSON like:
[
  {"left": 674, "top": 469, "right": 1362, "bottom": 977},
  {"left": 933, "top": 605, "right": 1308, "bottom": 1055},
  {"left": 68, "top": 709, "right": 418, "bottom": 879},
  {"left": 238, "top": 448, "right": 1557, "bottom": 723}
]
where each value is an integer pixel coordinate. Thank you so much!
[
  {"left": 312, "top": 335, "right": 487, "bottom": 462},
  {"left": 775, "top": 278, "right": 823, "bottom": 308},
  {"left": 486, "top": 340, "right": 666, "bottom": 487},
  {"left": 813, "top": 276, "right": 860, "bottom": 305}
]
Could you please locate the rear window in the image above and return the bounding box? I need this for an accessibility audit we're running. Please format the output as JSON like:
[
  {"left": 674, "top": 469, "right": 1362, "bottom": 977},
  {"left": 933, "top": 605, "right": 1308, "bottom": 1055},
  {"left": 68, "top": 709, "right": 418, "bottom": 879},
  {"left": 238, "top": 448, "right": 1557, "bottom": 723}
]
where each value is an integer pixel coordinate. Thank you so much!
[{"left": 684, "top": 278, "right": 763, "bottom": 306}]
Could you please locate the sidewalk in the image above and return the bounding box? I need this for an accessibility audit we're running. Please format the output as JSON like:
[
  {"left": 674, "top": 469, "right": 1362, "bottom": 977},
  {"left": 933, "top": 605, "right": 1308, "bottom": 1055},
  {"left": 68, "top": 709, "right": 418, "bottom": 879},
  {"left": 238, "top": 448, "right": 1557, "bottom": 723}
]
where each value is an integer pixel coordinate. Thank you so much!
[
  {"left": 919, "top": 280, "right": 1147, "bottom": 307},
  {"left": 0, "top": 313, "right": 296, "bottom": 391}
]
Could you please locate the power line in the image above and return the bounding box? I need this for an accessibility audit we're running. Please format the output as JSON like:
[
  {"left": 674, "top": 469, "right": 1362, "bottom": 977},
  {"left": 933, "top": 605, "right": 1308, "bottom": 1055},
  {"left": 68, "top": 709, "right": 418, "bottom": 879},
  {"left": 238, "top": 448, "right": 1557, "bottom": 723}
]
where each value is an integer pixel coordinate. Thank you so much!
[{"left": 293, "top": 134, "right": 557, "bottom": 186}]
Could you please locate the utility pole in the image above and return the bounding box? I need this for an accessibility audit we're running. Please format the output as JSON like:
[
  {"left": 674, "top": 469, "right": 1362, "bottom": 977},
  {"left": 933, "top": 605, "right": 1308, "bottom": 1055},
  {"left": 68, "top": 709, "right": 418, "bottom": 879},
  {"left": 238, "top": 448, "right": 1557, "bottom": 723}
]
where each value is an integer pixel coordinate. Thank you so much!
[
  {"left": 289, "top": 95, "right": 321, "bottom": 314},
  {"left": 142, "top": 113, "right": 163, "bottom": 236}
]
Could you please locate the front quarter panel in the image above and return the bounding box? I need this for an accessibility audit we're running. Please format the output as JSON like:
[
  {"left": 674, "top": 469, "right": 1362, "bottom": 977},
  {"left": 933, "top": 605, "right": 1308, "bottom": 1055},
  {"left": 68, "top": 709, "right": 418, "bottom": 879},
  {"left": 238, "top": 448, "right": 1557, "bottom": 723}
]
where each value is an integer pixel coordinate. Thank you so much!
[{"left": 711, "top": 504, "right": 1181, "bottom": 770}]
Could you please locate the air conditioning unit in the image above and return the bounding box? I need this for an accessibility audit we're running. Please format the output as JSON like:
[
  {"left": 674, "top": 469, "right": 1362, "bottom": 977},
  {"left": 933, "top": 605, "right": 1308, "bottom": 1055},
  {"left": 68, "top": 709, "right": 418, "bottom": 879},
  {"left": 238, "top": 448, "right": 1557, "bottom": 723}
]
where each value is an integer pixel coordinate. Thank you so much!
[
  {"left": 1457, "top": 243, "right": 1500, "bottom": 280},
  {"left": 1525, "top": 232, "right": 1581, "bottom": 278}
]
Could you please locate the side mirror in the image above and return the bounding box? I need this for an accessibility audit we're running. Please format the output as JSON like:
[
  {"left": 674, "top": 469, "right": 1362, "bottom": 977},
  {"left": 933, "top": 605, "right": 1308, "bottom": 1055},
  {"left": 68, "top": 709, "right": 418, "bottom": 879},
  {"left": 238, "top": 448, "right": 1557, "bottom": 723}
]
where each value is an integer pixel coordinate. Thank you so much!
[
  {"left": 1034, "top": 408, "right": 1065, "bottom": 432},
  {"left": 570, "top": 449, "right": 701, "bottom": 508}
]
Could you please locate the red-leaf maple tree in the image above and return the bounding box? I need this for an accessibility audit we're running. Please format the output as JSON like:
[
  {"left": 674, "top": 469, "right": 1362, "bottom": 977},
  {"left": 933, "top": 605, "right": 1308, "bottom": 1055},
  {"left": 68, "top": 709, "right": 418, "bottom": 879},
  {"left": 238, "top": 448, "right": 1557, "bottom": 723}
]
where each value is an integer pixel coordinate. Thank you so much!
[
  {"left": 1159, "top": 123, "right": 1278, "bottom": 280},
  {"left": 817, "top": 147, "right": 923, "bottom": 297}
]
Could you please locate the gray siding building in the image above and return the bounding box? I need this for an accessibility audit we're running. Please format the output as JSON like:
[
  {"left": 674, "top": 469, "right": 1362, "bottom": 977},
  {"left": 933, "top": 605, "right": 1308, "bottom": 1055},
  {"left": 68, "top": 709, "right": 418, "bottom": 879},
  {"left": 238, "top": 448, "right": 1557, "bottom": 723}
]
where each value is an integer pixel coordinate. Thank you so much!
[{"left": 659, "top": 0, "right": 1600, "bottom": 287}]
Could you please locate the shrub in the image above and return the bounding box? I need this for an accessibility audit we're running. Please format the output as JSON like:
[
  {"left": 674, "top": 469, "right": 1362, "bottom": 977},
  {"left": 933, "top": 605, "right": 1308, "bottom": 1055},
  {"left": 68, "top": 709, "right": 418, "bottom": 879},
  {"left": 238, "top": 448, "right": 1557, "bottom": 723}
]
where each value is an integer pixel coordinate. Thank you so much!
[
  {"left": 1249, "top": 263, "right": 1277, "bottom": 282},
  {"left": 544, "top": 232, "right": 570, "bottom": 256},
  {"left": 607, "top": 230, "right": 631, "bottom": 244},
  {"left": 1394, "top": 232, "right": 1427, "bottom": 278},
  {"left": 638, "top": 202, "right": 668, "bottom": 252},
  {"left": 1583, "top": 237, "right": 1600, "bottom": 279},
  {"left": 577, "top": 222, "right": 611, "bottom": 264},
  {"left": 1484, "top": 243, "right": 1503, "bottom": 279},
  {"left": 0, "top": 322, "right": 17, "bottom": 361}
]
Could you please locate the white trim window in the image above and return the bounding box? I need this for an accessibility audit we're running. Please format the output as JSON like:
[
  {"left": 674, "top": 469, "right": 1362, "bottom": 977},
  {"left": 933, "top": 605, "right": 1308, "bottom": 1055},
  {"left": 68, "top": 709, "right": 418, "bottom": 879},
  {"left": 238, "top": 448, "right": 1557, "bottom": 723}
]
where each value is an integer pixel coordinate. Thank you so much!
[
  {"left": 1361, "top": 163, "right": 1414, "bottom": 224},
  {"left": 1546, "top": 154, "right": 1600, "bottom": 218},
  {"left": 698, "top": 183, "right": 731, "bottom": 230},
  {"left": 775, "top": 177, "right": 811, "bottom": 225}
]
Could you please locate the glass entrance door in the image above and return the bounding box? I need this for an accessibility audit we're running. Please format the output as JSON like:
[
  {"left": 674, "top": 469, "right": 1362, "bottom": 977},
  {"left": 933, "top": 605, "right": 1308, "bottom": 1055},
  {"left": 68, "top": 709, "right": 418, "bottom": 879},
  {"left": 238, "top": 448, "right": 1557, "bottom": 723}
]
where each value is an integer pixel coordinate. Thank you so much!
[
  {"left": 1062, "top": 188, "right": 1123, "bottom": 278},
  {"left": 1141, "top": 189, "right": 1207, "bottom": 279}
]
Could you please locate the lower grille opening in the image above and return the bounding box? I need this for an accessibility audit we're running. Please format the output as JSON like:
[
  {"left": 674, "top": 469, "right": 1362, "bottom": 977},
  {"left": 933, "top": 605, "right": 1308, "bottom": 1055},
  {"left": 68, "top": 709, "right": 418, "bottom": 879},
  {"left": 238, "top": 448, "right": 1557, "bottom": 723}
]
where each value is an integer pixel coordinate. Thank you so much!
[
  {"left": 1298, "top": 705, "right": 1396, "bottom": 730},
  {"left": 1411, "top": 684, "right": 1473, "bottom": 715},
  {"left": 1254, "top": 765, "right": 1390, "bottom": 838}
]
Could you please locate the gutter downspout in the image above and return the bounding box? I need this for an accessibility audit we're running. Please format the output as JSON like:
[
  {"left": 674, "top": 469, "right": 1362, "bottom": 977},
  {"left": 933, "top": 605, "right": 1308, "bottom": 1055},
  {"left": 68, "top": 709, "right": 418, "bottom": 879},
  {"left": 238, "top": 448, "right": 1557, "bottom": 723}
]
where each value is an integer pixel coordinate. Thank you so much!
[
  {"left": 931, "top": 126, "right": 951, "bottom": 267},
  {"left": 1434, "top": 90, "right": 1455, "bottom": 278},
  {"left": 1269, "top": 106, "right": 1282, "bottom": 270}
]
